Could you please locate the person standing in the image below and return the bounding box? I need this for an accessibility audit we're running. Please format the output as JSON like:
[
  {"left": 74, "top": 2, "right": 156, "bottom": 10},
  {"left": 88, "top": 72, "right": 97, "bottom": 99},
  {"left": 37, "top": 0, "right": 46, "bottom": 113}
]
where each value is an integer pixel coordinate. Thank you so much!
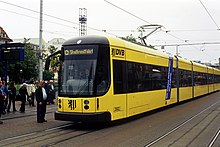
[
  {"left": 35, "top": 80, "right": 47, "bottom": 123},
  {"left": 0, "top": 81, "right": 8, "bottom": 114},
  {"left": 0, "top": 90, "right": 5, "bottom": 124},
  {"left": 19, "top": 83, "right": 28, "bottom": 113},
  {"left": 29, "top": 81, "right": 36, "bottom": 107},
  {"left": 48, "top": 80, "right": 55, "bottom": 104},
  {"left": 7, "top": 82, "right": 17, "bottom": 112},
  {"left": 43, "top": 80, "right": 50, "bottom": 104}
]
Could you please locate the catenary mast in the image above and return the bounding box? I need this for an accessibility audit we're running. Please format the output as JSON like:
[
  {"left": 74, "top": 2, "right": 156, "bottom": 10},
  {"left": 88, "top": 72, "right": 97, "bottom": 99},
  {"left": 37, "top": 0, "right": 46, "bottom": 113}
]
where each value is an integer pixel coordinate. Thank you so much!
[
  {"left": 79, "top": 8, "right": 87, "bottom": 36},
  {"left": 39, "top": 0, "right": 43, "bottom": 80}
]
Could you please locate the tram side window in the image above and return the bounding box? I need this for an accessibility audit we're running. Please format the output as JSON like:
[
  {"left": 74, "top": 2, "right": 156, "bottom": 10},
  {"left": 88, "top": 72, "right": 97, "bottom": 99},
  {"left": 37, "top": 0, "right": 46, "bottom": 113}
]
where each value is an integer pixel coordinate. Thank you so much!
[
  {"left": 207, "top": 74, "right": 214, "bottom": 84},
  {"left": 172, "top": 68, "right": 177, "bottom": 88},
  {"left": 96, "top": 45, "right": 110, "bottom": 95},
  {"left": 218, "top": 75, "right": 220, "bottom": 83},
  {"left": 127, "top": 62, "right": 145, "bottom": 92},
  {"left": 150, "top": 65, "right": 167, "bottom": 90},
  {"left": 214, "top": 75, "right": 220, "bottom": 83},
  {"left": 214, "top": 75, "right": 216, "bottom": 83},
  {"left": 179, "top": 69, "right": 192, "bottom": 87},
  {"left": 194, "top": 72, "right": 207, "bottom": 85},
  {"left": 113, "top": 60, "right": 126, "bottom": 94},
  {"left": 142, "top": 64, "right": 153, "bottom": 90},
  {"left": 127, "top": 62, "right": 168, "bottom": 92}
]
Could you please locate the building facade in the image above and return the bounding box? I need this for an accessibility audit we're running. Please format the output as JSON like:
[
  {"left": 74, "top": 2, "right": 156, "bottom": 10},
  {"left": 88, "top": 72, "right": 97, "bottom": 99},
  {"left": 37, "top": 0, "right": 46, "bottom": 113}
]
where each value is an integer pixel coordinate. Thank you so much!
[{"left": 0, "top": 26, "right": 12, "bottom": 44}]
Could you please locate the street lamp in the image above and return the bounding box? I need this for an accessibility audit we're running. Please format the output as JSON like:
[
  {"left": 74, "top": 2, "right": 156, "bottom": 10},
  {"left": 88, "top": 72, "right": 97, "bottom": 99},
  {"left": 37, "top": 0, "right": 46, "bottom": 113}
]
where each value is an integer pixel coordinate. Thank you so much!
[{"left": 20, "top": 69, "right": 23, "bottom": 83}]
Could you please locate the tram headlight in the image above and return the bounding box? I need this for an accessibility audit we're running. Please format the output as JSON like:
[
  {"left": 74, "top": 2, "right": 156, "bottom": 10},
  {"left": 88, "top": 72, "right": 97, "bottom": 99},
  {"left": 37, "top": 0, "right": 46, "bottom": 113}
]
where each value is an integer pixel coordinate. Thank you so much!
[
  {"left": 84, "top": 105, "right": 89, "bottom": 110},
  {"left": 58, "top": 99, "right": 61, "bottom": 103},
  {"left": 84, "top": 100, "right": 89, "bottom": 105}
]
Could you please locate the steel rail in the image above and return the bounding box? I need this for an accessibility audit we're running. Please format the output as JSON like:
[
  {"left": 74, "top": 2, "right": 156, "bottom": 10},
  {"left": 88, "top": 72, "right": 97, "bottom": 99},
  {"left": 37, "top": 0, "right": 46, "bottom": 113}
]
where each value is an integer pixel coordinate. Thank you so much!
[{"left": 144, "top": 100, "right": 220, "bottom": 147}]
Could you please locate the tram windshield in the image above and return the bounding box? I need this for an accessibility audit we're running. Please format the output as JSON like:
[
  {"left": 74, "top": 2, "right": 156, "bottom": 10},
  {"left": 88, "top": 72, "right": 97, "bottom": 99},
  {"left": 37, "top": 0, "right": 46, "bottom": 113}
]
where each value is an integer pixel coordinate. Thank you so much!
[{"left": 59, "top": 45, "right": 110, "bottom": 97}]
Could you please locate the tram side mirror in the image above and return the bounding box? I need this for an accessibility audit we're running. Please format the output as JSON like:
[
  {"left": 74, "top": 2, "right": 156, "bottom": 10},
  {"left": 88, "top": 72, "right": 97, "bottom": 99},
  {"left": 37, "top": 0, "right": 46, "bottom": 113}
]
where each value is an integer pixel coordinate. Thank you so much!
[
  {"left": 45, "top": 59, "right": 50, "bottom": 70},
  {"left": 60, "top": 47, "right": 64, "bottom": 61}
]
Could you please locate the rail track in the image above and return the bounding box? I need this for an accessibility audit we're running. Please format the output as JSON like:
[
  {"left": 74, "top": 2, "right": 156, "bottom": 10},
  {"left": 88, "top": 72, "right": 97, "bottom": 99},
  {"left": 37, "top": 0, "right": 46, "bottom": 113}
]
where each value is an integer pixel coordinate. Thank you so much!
[
  {"left": 0, "top": 122, "right": 106, "bottom": 147},
  {"left": 144, "top": 100, "right": 220, "bottom": 147},
  {"left": 1, "top": 92, "right": 219, "bottom": 147}
]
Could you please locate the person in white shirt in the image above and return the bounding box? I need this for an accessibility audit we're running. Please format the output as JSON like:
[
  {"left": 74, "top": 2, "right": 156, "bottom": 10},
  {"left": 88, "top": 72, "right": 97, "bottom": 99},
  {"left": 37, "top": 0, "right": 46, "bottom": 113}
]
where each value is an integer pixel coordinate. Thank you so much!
[{"left": 35, "top": 80, "right": 47, "bottom": 123}]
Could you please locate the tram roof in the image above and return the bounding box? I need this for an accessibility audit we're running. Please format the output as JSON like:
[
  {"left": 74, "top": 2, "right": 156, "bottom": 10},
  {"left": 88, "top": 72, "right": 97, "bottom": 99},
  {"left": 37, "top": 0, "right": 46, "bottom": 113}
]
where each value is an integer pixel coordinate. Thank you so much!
[
  {"left": 62, "top": 35, "right": 109, "bottom": 46},
  {"left": 63, "top": 35, "right": 170, "bottom": 59},
  {"left": 108, "top": 36, "right": 169, "bottom": 59}
]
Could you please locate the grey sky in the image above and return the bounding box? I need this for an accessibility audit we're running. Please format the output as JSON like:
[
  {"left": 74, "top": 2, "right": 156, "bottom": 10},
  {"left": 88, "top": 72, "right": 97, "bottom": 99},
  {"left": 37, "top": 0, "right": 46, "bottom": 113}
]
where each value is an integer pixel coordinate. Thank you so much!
[{"left": 0, "top": 0, "right": 219, "bottom": 64}]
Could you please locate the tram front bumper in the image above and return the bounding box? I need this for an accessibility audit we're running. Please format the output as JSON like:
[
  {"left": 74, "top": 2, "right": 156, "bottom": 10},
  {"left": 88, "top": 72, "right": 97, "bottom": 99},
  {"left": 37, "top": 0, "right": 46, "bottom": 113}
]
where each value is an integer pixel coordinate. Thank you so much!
[{"left": 54, "top": 111, "right": 111, "bottom": 122}]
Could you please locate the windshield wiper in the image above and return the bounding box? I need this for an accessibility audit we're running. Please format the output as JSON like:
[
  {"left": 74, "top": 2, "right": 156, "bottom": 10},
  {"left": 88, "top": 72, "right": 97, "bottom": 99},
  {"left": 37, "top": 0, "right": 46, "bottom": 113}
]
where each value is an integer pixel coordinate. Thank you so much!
[{"left": 87, "top": 62, "right": 93, "bottom": 93}]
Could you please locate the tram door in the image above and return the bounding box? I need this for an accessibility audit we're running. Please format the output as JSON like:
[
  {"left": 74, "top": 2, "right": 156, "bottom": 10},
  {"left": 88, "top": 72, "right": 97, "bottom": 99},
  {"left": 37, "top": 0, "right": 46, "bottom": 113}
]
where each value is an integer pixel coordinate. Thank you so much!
[{"left": 112, "top": 58, "right": 127, "bottom": 120}]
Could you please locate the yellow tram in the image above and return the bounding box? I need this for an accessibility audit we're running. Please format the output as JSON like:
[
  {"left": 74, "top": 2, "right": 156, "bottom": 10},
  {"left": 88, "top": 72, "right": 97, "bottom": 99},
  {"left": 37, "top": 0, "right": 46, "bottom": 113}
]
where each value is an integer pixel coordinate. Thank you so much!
[{"left": 55, "top": 35, "right": 220, "bottom": 122}]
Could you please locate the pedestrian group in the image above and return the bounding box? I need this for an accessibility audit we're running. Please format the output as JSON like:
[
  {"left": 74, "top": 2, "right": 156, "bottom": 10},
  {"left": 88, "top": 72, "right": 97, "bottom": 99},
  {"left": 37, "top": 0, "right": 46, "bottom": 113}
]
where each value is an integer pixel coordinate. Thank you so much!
[{"left": 0, "top": 80, "right": 56, "bottom": 124}]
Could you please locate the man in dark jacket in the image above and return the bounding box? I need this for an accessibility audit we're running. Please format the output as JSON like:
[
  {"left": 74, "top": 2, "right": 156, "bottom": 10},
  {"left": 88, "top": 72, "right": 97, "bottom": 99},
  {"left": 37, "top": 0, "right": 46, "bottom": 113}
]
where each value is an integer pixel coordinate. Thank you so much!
[
  {"left": 0, "top": 89, "right": 5, "bottom": 124},
  {"left": 19, "top": 83, "right": 28, "bottom": 113},
  {"left": 35, "top": 80, "right": 47, "bottom": 123}
]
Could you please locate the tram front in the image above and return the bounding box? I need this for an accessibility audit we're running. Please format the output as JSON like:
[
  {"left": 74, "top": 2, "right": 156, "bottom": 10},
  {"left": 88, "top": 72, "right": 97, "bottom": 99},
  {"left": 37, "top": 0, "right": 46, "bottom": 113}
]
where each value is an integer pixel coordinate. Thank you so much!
[{"left": 55, "top": 36, "right": 111, "bottom": 122}]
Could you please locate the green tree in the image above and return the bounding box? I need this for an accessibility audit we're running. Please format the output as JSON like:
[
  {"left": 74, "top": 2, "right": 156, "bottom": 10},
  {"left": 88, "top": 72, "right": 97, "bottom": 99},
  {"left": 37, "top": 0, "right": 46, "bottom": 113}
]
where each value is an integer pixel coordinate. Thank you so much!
[
  {"left": 122, "top": 34, "right": 138, "bottom": 43},
  {"left": 43, "top": 45, "right": 60, "bottom": 80},
  {"left": 123, "top": 34, "right": 156, "bottom": 49},
  {"left": 48, "top": 45, "right": 60, "bottom": 70},
  {"left": 48, "top": 45, "right": 57, "bottom": 54},
  {"left": 43, "top": 70, "right": 54, "bottom": 81}
]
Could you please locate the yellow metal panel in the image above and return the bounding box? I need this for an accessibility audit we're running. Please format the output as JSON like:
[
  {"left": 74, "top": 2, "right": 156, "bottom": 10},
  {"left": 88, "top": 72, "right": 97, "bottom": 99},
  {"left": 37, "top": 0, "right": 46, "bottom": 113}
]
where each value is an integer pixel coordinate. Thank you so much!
[
  {"left": 82, "top": 98, "right": 96, "bottom": 113},
  {"left": 57, "top": 97, "right": 82, "bottom": 113},
  {"left": 207, "top": 67, "right": 213, "bottom": 74},
  {"left": 126, "top": 49, "right": 168, "bottom": 66},
  {"left": 111, "top": 47, "right": 126, "bottom": 61},
  {"left": 107, "top": 36, "right": 169, "bottom": 60},
  {"left": 214, "top": 69, "right": 220, "bottom": 91},
  {"left": 147, "top": 90, "right": 167, "bottom": 110},
  {"left": 194, "top": 85, "right": 209, "bottom": 97},
  {"left": 127, "top": 92, "right": 150, "bottom": 116},
  {"left": 179, "top": 87, "right": 193, "bottom": 101},
  {"left": 170, "top": 88, "right": 178, "bottom": 104},
  {"left": 193, "top": 62, "right": 207, "bottom": 73},
  {"left": 214, "top": 83, "right": 220, "bottom": 91},
  {"left": 127, "top": 90, "right": 167, "bottom": 117},
  {"left": 209, "top": 84, "right": 214, "bottom": 93},
  {"left": 95, "top": 92, "right": 127, "bottom": 121},
  {"left": 57, "top": 97, "right": 106, "bottom": 113},
  {"left": 178, "top": 58, "right": 192, "bottom": 70}
]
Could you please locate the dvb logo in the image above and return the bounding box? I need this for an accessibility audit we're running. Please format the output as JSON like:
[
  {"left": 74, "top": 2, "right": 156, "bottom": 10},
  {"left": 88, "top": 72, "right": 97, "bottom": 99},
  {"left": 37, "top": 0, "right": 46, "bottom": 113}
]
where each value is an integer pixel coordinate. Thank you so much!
[{"left": 112, "top": 48, "right": 125, "bottom": 58}]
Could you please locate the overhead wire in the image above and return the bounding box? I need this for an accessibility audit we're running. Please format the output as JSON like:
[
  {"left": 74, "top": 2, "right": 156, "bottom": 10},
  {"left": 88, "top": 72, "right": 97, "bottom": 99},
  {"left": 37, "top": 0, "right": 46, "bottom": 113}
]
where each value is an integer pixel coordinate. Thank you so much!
[
  {"left": 168, "top": 29, "right": 218, "bottom": 32},
  {"left": 43, "top": 30, "right": 78, "bottom": 37},
  {"left": 1, "top": 0, "right": 219, "bottom": 62},
  {"left": 198, "top": 0, "right": 220, "bottom": 29},
  {"left": 104, "top": 0, "right": 187, "bottom": 42},
  {"left": 0, "top": 0, "right": 119, "bottom": 36},
  {"left": 154, "top": 42, "right": 220, "bottom": 47},
  {"left": 0, "top": 8, "right": 77, "bottom": 29},
  {"left": 104, "top": 0, "right": 219, "bottom": 62},
  {"left": 0, "top": 1, "right": 78, "bottom": 26},
  {"left": 104, "top": 0, "right": 151, "bottom": 25}
]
